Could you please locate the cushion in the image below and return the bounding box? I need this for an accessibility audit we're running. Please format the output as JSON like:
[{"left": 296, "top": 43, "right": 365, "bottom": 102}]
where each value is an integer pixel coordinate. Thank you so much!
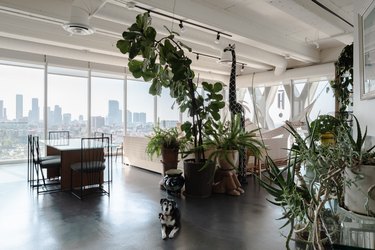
[{"left": 70, "top": 161, "right": 106, "bottom": 172}]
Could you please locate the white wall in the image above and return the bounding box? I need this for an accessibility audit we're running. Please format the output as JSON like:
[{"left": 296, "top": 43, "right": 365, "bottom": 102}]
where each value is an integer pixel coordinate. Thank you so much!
[{"left": 353, "top": 0, "right": 375, "bottom": 136}]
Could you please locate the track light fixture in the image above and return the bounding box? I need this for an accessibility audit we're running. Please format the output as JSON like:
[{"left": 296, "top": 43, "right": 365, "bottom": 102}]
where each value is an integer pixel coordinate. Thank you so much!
[
  {"left": 196, "top": 53, "right": 199, "bottom": 60},
  {"left": 179, "top": 20, "right": 185, "bottom": 33},
  {"left": 214, "top": 32, "right": 221, "bottom": 44},
  {"left": 131, "top": 5, "right": 232, "bottom": 40},
  {"left": 240, "top": 64, "right": 245, "bottom": 72}
]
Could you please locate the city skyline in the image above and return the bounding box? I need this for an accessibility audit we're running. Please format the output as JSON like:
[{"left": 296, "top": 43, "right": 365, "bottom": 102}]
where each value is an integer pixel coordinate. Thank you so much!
[{"left": 0, "top": 95, "right": 154, "bottom": 125}]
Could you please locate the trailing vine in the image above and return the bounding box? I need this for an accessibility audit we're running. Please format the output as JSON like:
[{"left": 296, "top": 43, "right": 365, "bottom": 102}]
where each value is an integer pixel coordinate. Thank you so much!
[{"left": 330, "top": 43, "right": 353, "bottom": 120}]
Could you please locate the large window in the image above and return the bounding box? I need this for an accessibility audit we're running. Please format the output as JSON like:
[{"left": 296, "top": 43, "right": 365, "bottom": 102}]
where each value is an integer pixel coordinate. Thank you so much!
[
  {"left": 157, "top": 87, "right": 180, "bottom": 128},
  {"left": 127, "top": 79, "right": 154, "bottom": 135},
  {"left": 309, "top": 80, "right": 335, "bottom": 120},
  {"left": 91, "top": 73, "right": 124, "bottom": 144},
  {"left": 268, "top": 85, "right": 291, "bottom": 128},
  {"left": 0, "top": 62, "right": 44, "bottom": 161},
  {"left": 47, "top": 67, "right": 88, "bottom": 138}
]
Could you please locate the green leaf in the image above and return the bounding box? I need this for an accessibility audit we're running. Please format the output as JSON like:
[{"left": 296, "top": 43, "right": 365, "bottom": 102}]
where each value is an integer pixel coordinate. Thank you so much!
[
  {"left": 116, "top": 40, "right": 130, "bottom": 54},
  {"left": 128, "top": 60, "right": 143, "bottom": 78},
  {"left": 129, "top": 44, "right": 141, "bottom": 59},
  {"left": 145, "top": 27, "right": 156, "bottom": 41}
]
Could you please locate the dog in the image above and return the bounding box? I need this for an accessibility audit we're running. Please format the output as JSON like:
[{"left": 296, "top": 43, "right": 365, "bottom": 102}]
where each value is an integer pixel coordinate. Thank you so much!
[{"left": 159, "top": 198, "right": 180, "bottom": 239}]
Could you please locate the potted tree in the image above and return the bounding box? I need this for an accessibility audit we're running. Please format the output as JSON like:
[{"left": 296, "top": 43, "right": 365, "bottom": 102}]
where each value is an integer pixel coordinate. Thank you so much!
[{"left": 117, "top": 12, "right": 225, "bottom": 198}]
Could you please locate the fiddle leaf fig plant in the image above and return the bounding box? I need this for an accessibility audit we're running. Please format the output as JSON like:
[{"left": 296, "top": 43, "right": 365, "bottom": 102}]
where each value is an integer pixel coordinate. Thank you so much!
[{"left": 117, "top": 12, "right": 225, "bottom": 163}]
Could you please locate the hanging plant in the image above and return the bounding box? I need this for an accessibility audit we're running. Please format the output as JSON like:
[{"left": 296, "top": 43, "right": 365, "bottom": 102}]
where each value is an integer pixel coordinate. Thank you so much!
[{"left": 330, "top": 43, "right": 353, "bottom": 120}]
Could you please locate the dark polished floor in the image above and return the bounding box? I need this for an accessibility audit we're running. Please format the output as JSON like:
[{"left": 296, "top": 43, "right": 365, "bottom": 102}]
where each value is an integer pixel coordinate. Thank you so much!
[{"left": 0, "top": 161, "right": 290, "bottom": 250}]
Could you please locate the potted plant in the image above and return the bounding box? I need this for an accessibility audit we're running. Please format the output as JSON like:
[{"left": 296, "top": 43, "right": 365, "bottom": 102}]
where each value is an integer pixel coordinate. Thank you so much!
[
  {"left": 310, "top": 114, "right": 340, "bottom": 145},
  {"left": 203, "top": 114, "right": 264, "bottom": 170},
  {"left": 117, "top": 12, "right": 225, "bottom": 198},
  {"left": 259, "top": 115, "right": 375, "bottom": 249},
  {"left": 344, "top": 116, "right": 375, "bottom": 216},
  {"left": 259, "top": 118, "right": 352, "bottom": 249},
  {"left": 146, "top": 126, "right": 187, "bottom": 188}
]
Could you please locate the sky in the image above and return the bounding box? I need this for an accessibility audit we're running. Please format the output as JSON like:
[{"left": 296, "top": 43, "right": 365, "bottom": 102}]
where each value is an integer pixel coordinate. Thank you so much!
[{"left": 0, "top": 64, "right": 180, "bottom": 123}]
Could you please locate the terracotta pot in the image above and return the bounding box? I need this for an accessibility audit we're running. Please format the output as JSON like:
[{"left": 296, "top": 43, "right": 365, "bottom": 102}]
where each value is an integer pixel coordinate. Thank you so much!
[
  {"left": 183, "top": 159, "right": 215, "bottom": 198},
  {"left": 161, "top": 147, "right": 179, "bottom": 175},
  {"left": 344, "top": 165, "right": 375, "bottom": 215}
]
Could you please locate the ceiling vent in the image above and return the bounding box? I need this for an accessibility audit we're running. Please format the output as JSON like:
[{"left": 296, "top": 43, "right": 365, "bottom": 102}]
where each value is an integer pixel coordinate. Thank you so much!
[{"left": 63, "top": 4, "right": 95, "bottom": 35}]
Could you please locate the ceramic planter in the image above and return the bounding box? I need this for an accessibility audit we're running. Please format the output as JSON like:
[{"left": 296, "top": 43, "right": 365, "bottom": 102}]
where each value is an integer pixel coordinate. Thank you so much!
[{"left": 344, "top": 165, "right": 375, "bottom": 215}]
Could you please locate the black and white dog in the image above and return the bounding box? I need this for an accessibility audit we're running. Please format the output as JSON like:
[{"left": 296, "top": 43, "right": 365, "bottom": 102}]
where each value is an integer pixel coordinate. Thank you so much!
[{"left": 159, "top": 198, "right": 180, "bottom": 239}]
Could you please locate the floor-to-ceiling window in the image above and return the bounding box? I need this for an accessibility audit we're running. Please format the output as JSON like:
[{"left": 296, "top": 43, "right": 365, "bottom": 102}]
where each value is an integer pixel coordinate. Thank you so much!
[
  {"left": 47, "top": 66, "right": 88, "bottom": 138},
  {"left": 91, "top": 72, "right": 124, "bottom": 144},
  {"left": 0, "top": 62, "right": 44, "bottom": 161},
  {"left": 127, "top": 79, "right": 154, "bottom": 135},
  {"left": 157, "top": 87, "right": 180, "bottom": 128}
]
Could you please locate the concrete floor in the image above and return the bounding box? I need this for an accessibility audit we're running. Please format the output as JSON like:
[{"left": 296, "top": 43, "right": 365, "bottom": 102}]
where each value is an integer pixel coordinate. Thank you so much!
[{"left": 0, "top": 161, "right": 290, "bottom": 250}]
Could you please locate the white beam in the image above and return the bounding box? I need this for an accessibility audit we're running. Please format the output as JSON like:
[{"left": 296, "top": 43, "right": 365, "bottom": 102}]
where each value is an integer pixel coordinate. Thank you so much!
[{"left": 135, "top": 0, "right": 320, "bottom": 62}]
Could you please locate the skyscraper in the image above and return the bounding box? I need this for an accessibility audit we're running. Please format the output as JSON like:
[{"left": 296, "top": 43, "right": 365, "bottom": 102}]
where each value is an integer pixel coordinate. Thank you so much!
[
  {"left": 53, "top": 105, "right": 62, "bottom": 125},
  {"left": 133, "top": 112, "right": 146, "bottom": 124},
  {"left": 107, "top": 100, "right": 121, "bottom": 126},
  {"left": 127, "top": 110, "right": 132, "bottom": 124},
  {"left": 29, "top": 98, "right": 39, "bottom": 124},
  {"left": 16, "top": 94, "right": 23, "bottom": 121},
  {"left": 0, "top": 100, "right": 3, "bottom": 121}
]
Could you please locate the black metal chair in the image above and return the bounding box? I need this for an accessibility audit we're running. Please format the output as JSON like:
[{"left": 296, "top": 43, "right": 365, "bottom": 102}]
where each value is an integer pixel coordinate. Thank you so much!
[
  {"left": 48, "top": 130, "right": 70, "bottom": 145},
  {"left": 27, "top": 134, "right": 34, "bottom": 186},
  {"left": 93, "top": 132, "right": 113, "bottom": 182},
  {"left": 32, "top": 136, "right": 61, "bottom": 194},
  {"left": 70, "top": 137, "right": 110, "bottom": 199}
]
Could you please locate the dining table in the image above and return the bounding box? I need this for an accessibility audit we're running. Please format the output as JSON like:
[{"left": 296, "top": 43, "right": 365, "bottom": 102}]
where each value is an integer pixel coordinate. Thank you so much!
[{"left": 40, "top": 138, "right": 106, "bottom": 191}]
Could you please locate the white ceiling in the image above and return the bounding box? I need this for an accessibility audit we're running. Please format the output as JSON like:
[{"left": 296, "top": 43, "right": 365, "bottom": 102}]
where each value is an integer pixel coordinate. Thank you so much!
[{"left": 0, "top": 0, "right": 354, "bottom": 79}]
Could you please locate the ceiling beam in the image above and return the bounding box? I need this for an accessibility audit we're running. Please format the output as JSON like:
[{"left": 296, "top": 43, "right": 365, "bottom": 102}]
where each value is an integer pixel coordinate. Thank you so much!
[{"left": 134, "top": 0, "right": 320, "bottom": 63}]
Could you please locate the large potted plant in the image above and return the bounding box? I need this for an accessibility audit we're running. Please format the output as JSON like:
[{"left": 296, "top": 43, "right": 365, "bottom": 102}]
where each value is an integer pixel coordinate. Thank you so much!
[
  {"left": 203, "top": 114, "right": 264, "bottom": 170},
  {"left": 259, "top": 116, "right": 375, "bottom": 249},
  {"left": 117, "top": 12, "right": 225, "bottom": 198}
]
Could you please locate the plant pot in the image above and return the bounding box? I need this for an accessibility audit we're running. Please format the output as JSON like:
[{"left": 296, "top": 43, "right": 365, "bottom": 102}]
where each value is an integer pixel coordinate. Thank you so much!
[
  {"left": 218, "top": 149, "right": 239, "bottom": 170},
  {"left": 183, "top": 158, "right": 215, "bottom": 198},
  {"left": 320, "top": 132, "right": 335, "bottom": 145},
  {"left": 344, "top": 165, "right": 375, "bottom": 215},
  {"left": 161, "top": 147, "right": 179, "bottom": 174}
]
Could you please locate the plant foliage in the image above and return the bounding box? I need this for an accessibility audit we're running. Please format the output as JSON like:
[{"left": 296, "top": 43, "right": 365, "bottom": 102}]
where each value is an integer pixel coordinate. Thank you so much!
[{"left": 117, "top": 12, "right": 225, "bottom": 163}]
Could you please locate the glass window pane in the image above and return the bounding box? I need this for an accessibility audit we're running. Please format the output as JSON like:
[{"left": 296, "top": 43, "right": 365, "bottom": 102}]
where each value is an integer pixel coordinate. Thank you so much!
[
  {"left": 91, "top": 75, "right": 124, "bottom": 144},
  {"left": 127, "top": 80, "right": 154, "bottom": 136},
  {"left": 157, "top": 87, "right": 180, "bottom": 128},
  {"left": 47, "top": 70, "right": 88, "bottom": 138},
  {"left": 268, "top": 85, "right": 291, "bottom": 128},
  {"left": 309, "top": 80, "right": 335, "bottom": 120},
  {"left": 0, "top": 63, "right": 44, "bottom": 162}
]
